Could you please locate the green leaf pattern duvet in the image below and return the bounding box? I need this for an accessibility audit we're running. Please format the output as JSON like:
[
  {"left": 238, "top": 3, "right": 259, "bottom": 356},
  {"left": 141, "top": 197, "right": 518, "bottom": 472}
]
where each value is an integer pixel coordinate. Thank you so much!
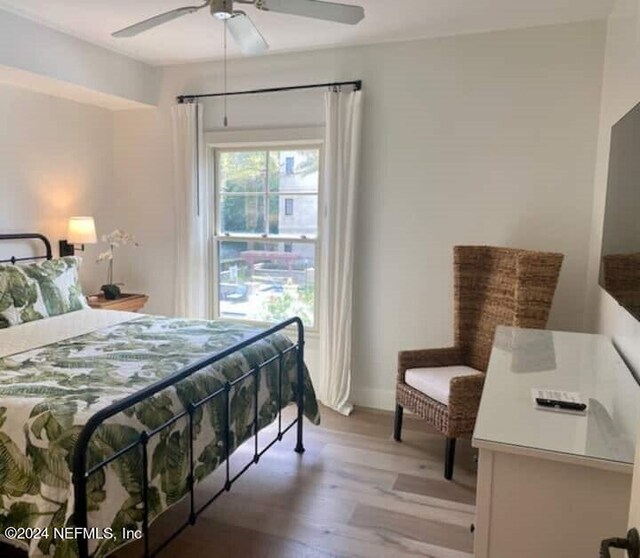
[{"left": 0, "top": 316, "right": 319, "bottom": 557}]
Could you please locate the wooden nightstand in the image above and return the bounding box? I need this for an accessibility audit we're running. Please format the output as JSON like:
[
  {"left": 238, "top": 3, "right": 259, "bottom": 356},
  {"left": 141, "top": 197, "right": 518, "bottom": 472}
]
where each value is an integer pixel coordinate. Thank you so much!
[{"left": 87, "top": 293, "right": 149, "bottom": 313}]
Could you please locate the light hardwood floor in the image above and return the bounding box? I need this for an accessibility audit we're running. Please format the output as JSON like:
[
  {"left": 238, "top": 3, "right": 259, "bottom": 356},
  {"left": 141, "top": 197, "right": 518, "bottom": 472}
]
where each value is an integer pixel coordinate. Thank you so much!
[{"left": 2, "top": 406, "right": 477, "bottom": 558}]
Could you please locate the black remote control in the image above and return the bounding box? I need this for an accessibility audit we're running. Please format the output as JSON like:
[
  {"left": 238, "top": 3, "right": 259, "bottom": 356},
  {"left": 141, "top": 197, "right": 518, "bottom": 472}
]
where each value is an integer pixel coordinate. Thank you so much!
[{"left": 536, "top": 398, "right": 587, "bottom": 412}]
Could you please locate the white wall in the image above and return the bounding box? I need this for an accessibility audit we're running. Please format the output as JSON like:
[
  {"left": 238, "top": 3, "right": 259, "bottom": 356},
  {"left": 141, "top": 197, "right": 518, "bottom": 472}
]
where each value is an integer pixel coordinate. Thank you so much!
[
  {"left": 0, "top": 8, "right": 161, "bottom": 107},
  {"left": 0, "top": 84, "right": 117, "bottom": 291},
  {"left": 114, "top": 21, "right": 606, "bottom": 409},
  {"left": 585, "top": 0, "right": 640, "bottom": 374}
]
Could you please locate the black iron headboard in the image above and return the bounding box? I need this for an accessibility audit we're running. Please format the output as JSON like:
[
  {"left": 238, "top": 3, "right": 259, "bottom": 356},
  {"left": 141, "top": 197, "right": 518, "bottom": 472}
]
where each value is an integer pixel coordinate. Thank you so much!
[{"left": 0, "top": 233, "right": 53, "bottom": 264}]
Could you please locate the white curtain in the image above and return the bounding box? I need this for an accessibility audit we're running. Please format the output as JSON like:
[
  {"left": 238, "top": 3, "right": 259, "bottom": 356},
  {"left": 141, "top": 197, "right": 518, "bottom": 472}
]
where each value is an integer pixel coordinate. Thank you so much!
[
  {"left": 171, "top": 103, "right": 210, "bottom": 319},
  {"left": 318, "top": 88, "right": 363, "bottom": 415}
]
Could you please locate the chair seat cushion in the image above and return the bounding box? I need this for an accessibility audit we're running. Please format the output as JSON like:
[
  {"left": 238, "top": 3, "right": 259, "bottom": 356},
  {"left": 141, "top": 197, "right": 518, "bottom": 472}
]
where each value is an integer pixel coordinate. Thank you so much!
[{"left": 405, "top": 366, "right": 483, "bottom": 406}]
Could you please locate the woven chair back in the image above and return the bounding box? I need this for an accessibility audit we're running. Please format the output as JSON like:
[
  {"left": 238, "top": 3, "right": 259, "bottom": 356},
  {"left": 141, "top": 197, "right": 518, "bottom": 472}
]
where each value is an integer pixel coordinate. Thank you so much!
[{"left": 454, "top": 246, "right": 563, "bottom": 372}]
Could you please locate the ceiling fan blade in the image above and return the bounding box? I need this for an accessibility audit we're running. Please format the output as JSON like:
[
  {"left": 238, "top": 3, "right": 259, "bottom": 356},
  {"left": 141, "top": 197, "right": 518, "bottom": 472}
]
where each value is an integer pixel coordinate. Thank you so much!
[
  {"left": 112, "top": 3, "right": 209, "bottom": 38},
  {"left": 227, "top": 13, "right": 269, "bottom": 56},
  {"left": 257, "top": 0, "right": 364, "bottom": 25}
]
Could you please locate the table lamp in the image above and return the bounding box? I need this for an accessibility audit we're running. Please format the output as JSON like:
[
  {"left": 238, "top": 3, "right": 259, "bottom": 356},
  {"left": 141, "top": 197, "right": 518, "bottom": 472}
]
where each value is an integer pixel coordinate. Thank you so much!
[{"left": 60, "top": 216, "right": 97, "bottom": 257}]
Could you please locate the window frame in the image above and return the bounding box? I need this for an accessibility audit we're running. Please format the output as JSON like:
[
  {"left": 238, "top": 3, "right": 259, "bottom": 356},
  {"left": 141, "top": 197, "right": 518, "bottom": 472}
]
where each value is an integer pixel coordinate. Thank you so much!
[{"left": 205, "top": 128, "right": 324, "bottom": 333}]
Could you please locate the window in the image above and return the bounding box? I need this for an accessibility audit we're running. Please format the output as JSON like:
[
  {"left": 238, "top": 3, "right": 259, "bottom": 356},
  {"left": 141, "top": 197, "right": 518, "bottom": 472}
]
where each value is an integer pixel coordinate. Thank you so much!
[
  {"left": 285, "top": 156, "right": 295, "bottom": 175},
  {"left": 284, "top": 198, "right": 294, "bottom": 216},
  {"left": 214, "top": 146, "right": 321, "bottom": 328}
]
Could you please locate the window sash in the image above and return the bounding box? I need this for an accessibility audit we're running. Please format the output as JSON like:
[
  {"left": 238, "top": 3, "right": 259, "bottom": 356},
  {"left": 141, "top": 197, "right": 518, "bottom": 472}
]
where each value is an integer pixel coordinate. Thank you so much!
[
  {"left": 210, "top": 141, "right": 323, "bottom": 330},
  {"left": 214, "top": 146, "right": 321, "bottom": 238}
]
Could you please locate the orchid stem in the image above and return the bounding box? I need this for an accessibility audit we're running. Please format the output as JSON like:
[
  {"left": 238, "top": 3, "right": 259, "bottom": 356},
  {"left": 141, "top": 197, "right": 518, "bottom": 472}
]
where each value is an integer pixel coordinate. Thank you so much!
[{"left": 108, "top": 247, "right": 114, "bottom": 285}]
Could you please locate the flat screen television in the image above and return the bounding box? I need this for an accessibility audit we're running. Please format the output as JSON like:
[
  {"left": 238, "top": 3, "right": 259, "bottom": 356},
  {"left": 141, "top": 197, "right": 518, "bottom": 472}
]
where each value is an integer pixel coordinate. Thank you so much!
[{"left": 600, "top": 101, "right": 640, "bottom": 320}]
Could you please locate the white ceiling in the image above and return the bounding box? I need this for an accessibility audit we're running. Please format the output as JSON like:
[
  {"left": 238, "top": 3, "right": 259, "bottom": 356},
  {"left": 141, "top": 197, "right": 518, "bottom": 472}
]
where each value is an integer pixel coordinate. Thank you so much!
[{"left": 0, "top": 0, "right": 613, "bottom": 66}]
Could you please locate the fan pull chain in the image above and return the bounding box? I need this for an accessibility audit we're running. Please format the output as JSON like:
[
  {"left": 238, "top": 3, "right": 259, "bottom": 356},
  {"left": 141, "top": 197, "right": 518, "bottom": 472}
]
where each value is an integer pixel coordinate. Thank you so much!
[{"left": 223, "top": 19, "right": 229, "bottom": 128}]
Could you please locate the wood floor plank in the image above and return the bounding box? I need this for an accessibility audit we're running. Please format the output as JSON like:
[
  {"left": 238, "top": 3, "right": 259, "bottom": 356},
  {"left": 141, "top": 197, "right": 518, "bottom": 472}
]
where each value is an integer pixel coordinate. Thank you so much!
[
  {"left": 229, "top": 434, "right": 475, "bottom": 516},
  {"left": 349, "top": 503, "right": 474, "bottom": 554},
  {"left": 394, "top": 474, "right": 476, "bottom": 506},
  {"left": 174, "top": 521, "right": 345, "bottom": 558},
  {"left": 321, "top": 444, "right": 477, "bottom": 485},
  {"left": 213, "top": 470, "right": 474, "bottom": 529},
  {"left": 196, "top": 494, "right": 471, "bottom": 558},
  {"left": 303, "top": 426, "right": 473, "bottom": 463},
  {"left": 317, "top": 406, "right": 428, "bottom": 437}
]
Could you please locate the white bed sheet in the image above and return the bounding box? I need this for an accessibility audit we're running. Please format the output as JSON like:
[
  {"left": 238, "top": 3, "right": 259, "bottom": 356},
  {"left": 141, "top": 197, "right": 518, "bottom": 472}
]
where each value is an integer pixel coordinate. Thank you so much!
[{"left": 0, "top": 308, "right": 141, "bottom": 358}]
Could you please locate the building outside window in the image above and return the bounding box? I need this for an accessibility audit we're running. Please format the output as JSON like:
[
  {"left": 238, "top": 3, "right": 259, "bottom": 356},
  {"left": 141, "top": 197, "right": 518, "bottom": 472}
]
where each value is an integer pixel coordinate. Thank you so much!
[{"left": 213, "top": 146, "right": 321, "bottom": 328}]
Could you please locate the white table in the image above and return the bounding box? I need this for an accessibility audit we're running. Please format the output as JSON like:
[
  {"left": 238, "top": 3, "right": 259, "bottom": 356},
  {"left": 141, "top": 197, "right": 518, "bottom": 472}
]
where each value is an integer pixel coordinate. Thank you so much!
[{"left": 473, "top": 326, "right": 640, "bottom": 557}]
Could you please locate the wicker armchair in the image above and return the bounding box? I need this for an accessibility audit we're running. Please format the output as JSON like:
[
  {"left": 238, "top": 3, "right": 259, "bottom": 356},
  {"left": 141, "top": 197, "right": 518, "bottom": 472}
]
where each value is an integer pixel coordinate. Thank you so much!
[{"left": 394, "top": 246, "right": 564, "bottom": 479}]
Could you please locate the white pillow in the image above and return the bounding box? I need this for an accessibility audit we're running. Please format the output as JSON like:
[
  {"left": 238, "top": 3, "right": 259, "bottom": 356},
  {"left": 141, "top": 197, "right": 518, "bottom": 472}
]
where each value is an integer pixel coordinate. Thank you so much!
[{"left": 0, "top": 256, "right": 88, "bottom": 328}]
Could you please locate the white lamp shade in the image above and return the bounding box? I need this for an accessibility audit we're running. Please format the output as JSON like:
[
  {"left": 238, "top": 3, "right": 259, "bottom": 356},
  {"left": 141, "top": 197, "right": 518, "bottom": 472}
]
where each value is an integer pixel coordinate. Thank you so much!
[{"left": 67, "top": 217, "right": 97, "bottom": 245}]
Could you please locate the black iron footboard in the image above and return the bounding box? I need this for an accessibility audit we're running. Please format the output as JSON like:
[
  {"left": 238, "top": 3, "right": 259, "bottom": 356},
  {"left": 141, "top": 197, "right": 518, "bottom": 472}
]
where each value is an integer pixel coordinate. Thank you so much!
[{"left": 72, "top": 317, "right": 306, "bottom": 558}]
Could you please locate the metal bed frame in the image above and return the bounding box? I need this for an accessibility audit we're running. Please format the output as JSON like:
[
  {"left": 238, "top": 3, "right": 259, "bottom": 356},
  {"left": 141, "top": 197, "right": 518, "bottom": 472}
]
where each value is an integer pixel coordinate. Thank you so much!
[
  {"left": 0, "top": 233, "right": 52, "bottom": 264},
  {"left": 0, "top": 233, "right": 307, "bottom": 558}
]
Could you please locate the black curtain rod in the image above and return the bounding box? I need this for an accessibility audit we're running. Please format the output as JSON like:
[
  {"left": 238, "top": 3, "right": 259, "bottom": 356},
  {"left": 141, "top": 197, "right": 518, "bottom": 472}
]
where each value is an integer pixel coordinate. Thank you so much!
[{"left": 176, "top": 80, "right": 362, "bottom": 103}]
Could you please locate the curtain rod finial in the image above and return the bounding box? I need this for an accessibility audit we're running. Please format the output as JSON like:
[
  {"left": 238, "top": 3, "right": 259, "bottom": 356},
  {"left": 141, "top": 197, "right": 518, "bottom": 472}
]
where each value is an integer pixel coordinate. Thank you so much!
[{"left": 177, "top": 96, "right": 196, "bottom": 104}]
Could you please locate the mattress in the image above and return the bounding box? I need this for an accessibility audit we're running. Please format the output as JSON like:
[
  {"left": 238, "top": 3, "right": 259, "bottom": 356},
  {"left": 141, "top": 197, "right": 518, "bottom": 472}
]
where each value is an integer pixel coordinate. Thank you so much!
[{"left": 0, "top": 310, "right": 319, "bottom": 558}]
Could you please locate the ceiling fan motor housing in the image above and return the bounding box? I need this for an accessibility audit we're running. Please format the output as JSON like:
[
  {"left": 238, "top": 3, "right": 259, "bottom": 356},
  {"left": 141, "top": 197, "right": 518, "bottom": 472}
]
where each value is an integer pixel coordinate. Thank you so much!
[{"left": 211, "top": 0, "right": 234, "bottom": 20}]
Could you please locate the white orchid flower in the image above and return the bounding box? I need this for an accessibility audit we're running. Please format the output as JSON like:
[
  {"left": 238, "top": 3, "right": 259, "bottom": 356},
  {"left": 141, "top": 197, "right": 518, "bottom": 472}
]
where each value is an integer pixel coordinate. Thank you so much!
[{"left": 98, "top": 229, "right": 139, "bottom": 285}]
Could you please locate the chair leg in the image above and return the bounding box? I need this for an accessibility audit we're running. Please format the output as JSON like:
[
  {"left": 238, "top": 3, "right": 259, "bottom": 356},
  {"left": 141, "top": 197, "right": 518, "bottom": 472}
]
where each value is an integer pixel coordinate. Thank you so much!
[
  {"left": 445, "top": 437, "right": 456, "bottom": 480},
  {"left": 393, "top": 404, "right": 403, "bottom": 442}
]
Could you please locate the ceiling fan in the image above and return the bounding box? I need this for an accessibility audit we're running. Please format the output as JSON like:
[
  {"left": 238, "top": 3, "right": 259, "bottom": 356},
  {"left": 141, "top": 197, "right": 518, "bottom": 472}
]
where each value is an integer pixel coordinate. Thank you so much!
[{"left": 112, "top": 0, "right": 366, "bottom": 56}]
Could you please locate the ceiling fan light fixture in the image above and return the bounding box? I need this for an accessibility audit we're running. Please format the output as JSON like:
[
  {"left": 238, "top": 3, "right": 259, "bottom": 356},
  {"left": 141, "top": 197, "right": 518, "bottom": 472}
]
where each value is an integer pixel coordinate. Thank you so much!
[
  {"left": 211, "top": 0, "right": 234, "bottom": 20},
  {"left": 213, "top": 10, "right": 233, "bottom": 20},
  {"left": 112, "top": 0, "right": 365, "bottom": 49}
]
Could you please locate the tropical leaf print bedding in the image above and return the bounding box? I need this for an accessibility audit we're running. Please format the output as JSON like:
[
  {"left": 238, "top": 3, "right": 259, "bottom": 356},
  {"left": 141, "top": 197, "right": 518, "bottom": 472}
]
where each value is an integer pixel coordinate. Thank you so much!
[
  {"left": 0, "top": 316, "right": 319, "bottom": 558},
  {"left": 0, "top": 257, "right": 88, "bottom": 329}
]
